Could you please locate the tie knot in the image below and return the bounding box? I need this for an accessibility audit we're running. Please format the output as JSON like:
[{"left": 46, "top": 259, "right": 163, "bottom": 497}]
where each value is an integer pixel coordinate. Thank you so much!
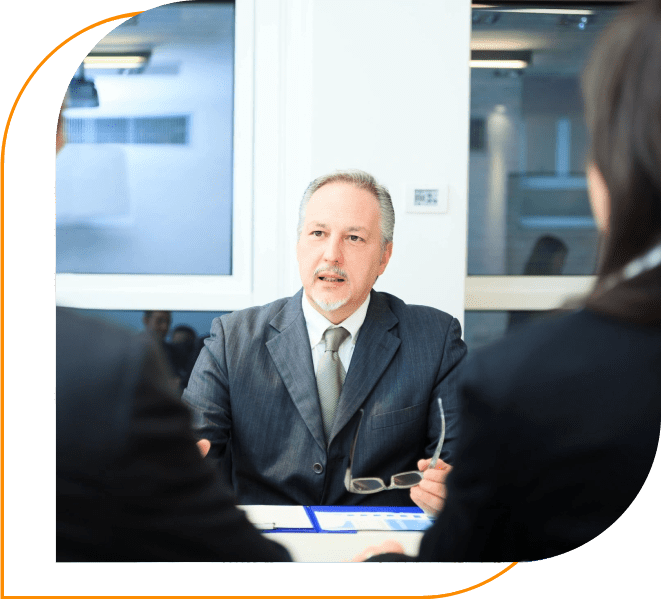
[{"left": 323, "top": 326, "right": 350, "bottom": 352}]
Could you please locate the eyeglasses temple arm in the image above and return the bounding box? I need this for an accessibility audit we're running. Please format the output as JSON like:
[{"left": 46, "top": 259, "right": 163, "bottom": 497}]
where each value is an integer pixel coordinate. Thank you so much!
[
  {"left": 428, "top": 397, "right": 445, "bottom": 470},
  {"left": 344, "top": 409, "right": 365, "bottom": 492}
]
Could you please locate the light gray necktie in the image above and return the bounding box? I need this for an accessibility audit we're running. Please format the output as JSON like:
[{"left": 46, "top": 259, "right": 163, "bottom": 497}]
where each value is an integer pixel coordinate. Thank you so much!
[{"left": 316, "top": 326, "right": 350, "bottom": 443}]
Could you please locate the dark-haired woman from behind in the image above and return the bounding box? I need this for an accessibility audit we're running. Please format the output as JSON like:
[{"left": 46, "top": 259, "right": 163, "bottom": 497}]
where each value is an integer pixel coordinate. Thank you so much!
[{"left": 361, "top": 0, "right": 661, "bottom": 562}]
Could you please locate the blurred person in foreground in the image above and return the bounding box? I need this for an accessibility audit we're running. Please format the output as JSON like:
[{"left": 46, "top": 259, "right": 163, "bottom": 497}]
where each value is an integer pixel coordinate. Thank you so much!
[
  {"left": 56, "top": 103, "right": 289, "bottom": 562},
  {"left": 357, "top": 0, "right": 661, "bottom": 562}
]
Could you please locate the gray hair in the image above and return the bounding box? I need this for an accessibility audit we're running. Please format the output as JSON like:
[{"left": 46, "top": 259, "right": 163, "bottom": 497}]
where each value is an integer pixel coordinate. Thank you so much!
[{"left": 296, "top": 169, "right": 395, "bottom": 249}]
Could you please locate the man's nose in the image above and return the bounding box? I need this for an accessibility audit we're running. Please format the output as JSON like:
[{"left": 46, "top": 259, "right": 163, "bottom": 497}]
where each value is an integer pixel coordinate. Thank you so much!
[{"left": 322, "top": 235, "right": 343, "bottom": 264}]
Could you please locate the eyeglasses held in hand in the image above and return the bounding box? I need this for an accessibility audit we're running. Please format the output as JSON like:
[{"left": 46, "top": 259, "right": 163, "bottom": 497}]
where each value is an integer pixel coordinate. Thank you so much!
[{"left": 344, "top": 397, "right": 446, "bottom": 494}]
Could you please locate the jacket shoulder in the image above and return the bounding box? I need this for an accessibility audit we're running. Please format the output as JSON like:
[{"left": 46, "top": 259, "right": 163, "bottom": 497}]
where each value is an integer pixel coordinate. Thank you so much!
[
  {"left": 210, "top": 295, "right": 295, "bottom": 337},
  {"left": 376, "top": 291, "right": 458, "bottom": 327}
]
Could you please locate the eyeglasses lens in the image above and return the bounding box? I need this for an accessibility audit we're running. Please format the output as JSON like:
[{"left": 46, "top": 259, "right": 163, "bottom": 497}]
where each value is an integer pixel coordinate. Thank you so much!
[
  {"left": 391, "top": 472, "right": 423, "bottom": 487},
  {"left": 352, "top": 478, "right": 386, "bottom": 492}
]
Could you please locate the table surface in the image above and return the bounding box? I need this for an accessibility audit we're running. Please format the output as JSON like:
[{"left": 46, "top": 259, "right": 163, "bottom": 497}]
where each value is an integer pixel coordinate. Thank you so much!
[
  {"left": 267, "top": 530, "right": 423, "bottom": 562},
  {"left": 240, "top": 505, "right": 426, "bottom": 562}
]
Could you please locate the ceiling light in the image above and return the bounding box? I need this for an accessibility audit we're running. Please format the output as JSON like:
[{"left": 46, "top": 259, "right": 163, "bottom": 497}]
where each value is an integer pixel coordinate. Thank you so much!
[
  {"left": 470, "top": 50, "right": 531, "bottom": 69},
  {"left": 67, "top": 64, "right": 99, "bottom": 108},
  {"left": 84, "top": 54, "right": 149, "bottom": 70},
  {"left": 491, "top": 8, "right": 594, "bottom": 16},
  {"left": 471, "top": 59, "right": 528, "bottom": 69}
]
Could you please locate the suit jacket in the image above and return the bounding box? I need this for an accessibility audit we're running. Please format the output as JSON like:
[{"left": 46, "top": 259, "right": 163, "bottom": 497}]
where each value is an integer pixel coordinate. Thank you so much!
[
  {"left": 56, "top": 307, "right": 290, "bottom": 561},
  {"left": 183, "top": 289, "right": 467, "bottom": 506},
  {"left": 417, "top": 308, "right": 661, "bottom": 561}
]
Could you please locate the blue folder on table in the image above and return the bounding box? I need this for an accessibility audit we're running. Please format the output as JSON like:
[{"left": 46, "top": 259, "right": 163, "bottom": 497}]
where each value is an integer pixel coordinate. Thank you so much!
[
  {"left": 242, "top": 505, "right": 434, "bottom": 534},
  {"left": 306, "top": 505, "right": 434, "bottom": 534}
]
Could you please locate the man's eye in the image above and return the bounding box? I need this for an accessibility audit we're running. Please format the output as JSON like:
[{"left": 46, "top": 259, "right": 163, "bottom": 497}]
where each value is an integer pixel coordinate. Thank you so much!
[
  {"left": 311, "top": 231, "right": 323, "bottom": 237},
  {"left": 349, "top": 235, "right": 363, "bottom": 242}
]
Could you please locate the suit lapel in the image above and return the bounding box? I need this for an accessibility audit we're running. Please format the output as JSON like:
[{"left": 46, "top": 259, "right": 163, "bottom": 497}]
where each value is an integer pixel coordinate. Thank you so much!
[
  {"left": 266, "top": 290, "right": 327, "bottom": 452},
  {"left": 330, "top": 291, "right": 400, "bottom": 442}
]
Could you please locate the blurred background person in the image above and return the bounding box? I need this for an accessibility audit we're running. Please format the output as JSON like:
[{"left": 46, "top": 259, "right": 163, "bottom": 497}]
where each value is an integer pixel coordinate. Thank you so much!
[
  {"left": 169, "top": 324, "right": 201, "bottom": 392},
  {"left": 142, "top": 310, "right": 172, "bottom": 343},
  {"left": 142, "top": 309, "right": 183, "bottom": 389},
  {"left": 507, "top": 235, "right": 568, "bottom": 331},
  {"left": 522, "top": 235, "right": 568, "bottom": 277},
  {"left": 358, "top": 0, "right": 661, "bottom": 562},
  {"left": 171, "top": 324, "right": 197, "bottom": 347}
]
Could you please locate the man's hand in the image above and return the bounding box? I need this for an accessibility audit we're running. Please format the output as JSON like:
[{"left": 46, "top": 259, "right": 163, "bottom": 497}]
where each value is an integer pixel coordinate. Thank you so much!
[
  {"left": 350, "top": 540, "right": 405, "bottom": 562},
  {"left": 197, "top": 439, "right": 211, "bottom": 458},
  {"left": 410, "top": 457, "right": 452, "bottom": 518}
]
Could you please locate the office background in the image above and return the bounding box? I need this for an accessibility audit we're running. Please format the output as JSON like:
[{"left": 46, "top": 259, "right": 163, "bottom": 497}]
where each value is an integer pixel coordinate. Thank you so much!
[
  {"left": 54, "top": 0, "right": 621, "bottom": 351},
  {"left": 6, "top": 0, "right": 656, "bottom": 597}
]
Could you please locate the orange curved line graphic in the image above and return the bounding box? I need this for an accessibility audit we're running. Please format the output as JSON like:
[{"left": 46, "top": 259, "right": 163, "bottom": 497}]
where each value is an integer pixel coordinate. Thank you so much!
[
  {"left": 1, "top": 9, "right": 518, "bottom": 599},
  {"left": 433, "top": 561, "right": 519, "bottom": 598},
  {"left": 0, "top": 12, "right": 142, "bottom": 598},
  {"left": 0, "top": 10, "right": 144, "bottom": 165}
]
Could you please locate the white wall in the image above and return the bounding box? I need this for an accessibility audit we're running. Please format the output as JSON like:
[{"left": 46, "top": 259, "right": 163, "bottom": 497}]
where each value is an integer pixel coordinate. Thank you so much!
[{"left": 252, "top": 0, "right": 471, "bottom": 323}]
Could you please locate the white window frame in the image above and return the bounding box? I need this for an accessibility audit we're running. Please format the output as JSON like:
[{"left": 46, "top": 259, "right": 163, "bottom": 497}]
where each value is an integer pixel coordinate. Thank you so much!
[{"left": 465, "top": 276, "right": 596, "bottom": 311}]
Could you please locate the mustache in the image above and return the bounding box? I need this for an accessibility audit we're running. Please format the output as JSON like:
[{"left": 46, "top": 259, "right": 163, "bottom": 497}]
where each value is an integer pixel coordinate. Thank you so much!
[{"left": 314, "top": 265, "right": 349, "bottom": 280}]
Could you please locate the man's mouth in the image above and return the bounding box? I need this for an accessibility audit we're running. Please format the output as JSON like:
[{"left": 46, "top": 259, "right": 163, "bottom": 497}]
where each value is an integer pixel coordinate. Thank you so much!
[{"left": 314, "top": 266, "right": 348, "bottom": 284}]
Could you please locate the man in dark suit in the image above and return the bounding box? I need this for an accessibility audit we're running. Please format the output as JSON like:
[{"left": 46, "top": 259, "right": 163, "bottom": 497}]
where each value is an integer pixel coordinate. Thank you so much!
[
  {"left": 183, "top": 170, "right": 467, "bottom": 509},
  {"left": 56, "top": 307, "right": 291, "bottom": 561}
]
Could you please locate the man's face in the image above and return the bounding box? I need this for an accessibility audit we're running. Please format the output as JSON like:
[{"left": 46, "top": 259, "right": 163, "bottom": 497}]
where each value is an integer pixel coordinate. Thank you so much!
[
  {"left": 296, "top": 182, "right": 393, "bottom": 324},
  {"left": 143, "top": 311, "right": 171, "bottom": 341}
]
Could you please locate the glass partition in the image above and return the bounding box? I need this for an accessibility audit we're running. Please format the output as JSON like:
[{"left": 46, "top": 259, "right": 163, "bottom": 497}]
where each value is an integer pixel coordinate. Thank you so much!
[{"left": 56, "top": 2, "right": 235, "bottom": 275}]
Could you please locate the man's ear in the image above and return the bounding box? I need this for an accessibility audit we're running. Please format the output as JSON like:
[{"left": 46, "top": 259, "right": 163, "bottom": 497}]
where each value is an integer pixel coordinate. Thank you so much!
[{"left": 379, "top": 242, "right": 393, "bottom": 274}]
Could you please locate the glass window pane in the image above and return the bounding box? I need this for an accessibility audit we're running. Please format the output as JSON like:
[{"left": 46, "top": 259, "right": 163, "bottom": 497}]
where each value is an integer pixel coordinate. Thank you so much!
[
  {"left": 70, "top": 308, "right": 229, "bottom": 340},
  {"left": 70, "top": 308, "right": 230, "bottom": 394},
  {"left": 467, "top": 4, "right": 620, "bottom": 276},
  {"left": 56, "top": 3, "right": 235, "bottom": 275}
]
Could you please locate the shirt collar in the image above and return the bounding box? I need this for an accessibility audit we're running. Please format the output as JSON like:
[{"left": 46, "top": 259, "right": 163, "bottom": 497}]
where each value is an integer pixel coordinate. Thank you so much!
[{"left": 301, "top": 292, "right": 371, "bottom": 349}]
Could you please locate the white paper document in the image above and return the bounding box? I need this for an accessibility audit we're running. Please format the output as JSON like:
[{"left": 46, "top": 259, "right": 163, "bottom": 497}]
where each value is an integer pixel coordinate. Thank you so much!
[
  {"left": 238, "top": 505, "right": 314, "bottom": 530},
  {"left": 314, "top": 510, "right": 434, "bottom": 532}
]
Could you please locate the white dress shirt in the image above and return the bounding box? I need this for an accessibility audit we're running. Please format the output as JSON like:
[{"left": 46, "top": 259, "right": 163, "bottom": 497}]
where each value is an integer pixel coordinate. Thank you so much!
[{"left": 302, "top": 293, "right": 371, "bottom": 375}]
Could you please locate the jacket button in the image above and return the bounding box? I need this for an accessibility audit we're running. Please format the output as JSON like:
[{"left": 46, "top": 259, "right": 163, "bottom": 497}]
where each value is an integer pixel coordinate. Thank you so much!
[{"left": 313, "top": 463, "right": 324, "bottom": 474}]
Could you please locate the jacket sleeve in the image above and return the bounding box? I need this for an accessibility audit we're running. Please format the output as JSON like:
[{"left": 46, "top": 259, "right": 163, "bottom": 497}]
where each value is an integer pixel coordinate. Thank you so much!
[
  {"left": 182, "top": 316, "right": 232, "bottom": 462},
  {"left": 108, "top": 339, "right": 291, "bottom": 562},
  {"left": 427, "top": 316, "right": 468, "bottom": 464},
  {"left": 417, "top": 352, "right": 516, "bottom": 562}
]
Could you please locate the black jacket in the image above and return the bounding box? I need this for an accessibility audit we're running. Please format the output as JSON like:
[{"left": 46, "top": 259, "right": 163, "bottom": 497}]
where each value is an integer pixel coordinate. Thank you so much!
[
  {"left": 56, "top": 308, "right": 290, "bottom": 562},
  {"left": 418, "top": 309, "right": 660, "bottom": 561}
]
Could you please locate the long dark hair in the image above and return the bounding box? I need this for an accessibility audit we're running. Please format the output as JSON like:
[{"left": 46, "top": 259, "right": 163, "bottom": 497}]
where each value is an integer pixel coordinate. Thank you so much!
[{"left": 582, "top": 0, "right": 661, "bottom": 322}]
